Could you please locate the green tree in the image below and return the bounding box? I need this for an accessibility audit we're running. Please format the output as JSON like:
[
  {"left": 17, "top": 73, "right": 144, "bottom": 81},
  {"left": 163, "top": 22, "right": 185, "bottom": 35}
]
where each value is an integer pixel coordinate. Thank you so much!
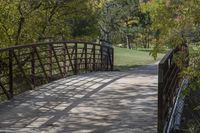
[
  {"left": 144, "top": 0, "right": 200, "bottom": 130},
  {"left": 98, "top": 0, "right": 149, "bottom": 48},
  {"left": 0, "top": 0, "right": 99, "bottom": 47}
]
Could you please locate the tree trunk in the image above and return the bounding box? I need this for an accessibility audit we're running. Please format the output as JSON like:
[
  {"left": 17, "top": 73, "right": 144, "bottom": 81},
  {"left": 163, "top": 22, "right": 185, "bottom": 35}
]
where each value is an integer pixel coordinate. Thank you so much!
[
  {"left": 126, "top": 35, "right": 131, "bottom": 49},
  {"left": 147, "top": 28, "right": 150, "bottom": 48},
  {"left": 125, "top": 20, "right": 131, "bottom": 49}
]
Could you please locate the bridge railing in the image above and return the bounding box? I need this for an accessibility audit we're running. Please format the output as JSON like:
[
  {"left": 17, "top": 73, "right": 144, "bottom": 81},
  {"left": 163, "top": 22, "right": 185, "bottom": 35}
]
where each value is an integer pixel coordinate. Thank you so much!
[
  {"left": 158, "top": 45, "right": 188, "bottom": 133},
  {"left": 0, "top": 41, "right": 113, "bottom": 101}
]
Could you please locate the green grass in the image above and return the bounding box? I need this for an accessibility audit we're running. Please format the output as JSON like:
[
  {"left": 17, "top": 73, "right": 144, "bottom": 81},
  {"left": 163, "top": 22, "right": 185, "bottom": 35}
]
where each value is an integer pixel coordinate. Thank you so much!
[{"left": 114, "top": 47, "right": 165, "bottom": 70}]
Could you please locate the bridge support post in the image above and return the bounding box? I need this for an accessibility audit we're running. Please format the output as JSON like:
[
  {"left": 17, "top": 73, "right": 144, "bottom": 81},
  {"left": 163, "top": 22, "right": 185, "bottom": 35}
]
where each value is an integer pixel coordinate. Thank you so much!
[
  {"left": 9, "top": 50, "right": 13, "bottom": 98},
  {"left": 106, "top": 47, "right": 109, "bottom": 70},
  {"left": 84, "top": 43, "right": 88, "bottom": 72},
  {"left": 158, "top": 63, "right": 164, "bottom": 133},
  {"left": 48, "top": 44, "right": 52, "bottom": 79},
  {"left": 63, "top": 43, "right": 67, "bottom": 76},
  {"left": 93, "top": 45, "right": 96, "bottom": 71},
  {"left": 100, "top": 47, "right": 103, "bottom": 70},
  {"left": 111, "top": 47, "right": 114, "bottom": 71},
  {"left": 31, "top": 48, "right": 35, "bottom": 87},
  {"left": 74, "top": 43, "right": 78, "bottom": 75}
]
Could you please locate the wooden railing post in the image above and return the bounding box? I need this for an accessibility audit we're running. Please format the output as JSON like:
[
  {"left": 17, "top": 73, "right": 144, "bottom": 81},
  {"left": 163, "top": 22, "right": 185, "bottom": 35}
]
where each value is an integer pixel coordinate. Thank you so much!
[
  {"left": 74, "top": 43, "right": 78, "bottom": 74},
  {"left": 9, "top": 50, "right": 13, "bottom": 98},
  {"left": 106, "top": 47, "right": 109, "bottom": 70},
  {"left": 111, "top": 47, "right": 114, "bottom": 71},
  {"left": 158, "top": 63, "right": 164, "bottom": 133},
  {"left": 63, "top": 43, "right": 67, "bottom": 76},
  {"left": 100, "top": 46, "right": 103, "bottom": 70},
  {"left": 93, "top": 45, "right": 96, "bottom": 71},
  {"left": 84, "top": 43, "right": 88, "bottom": 72},
  {"left": 31, "top": 48, "right": 35, "bottom": 87},
  {"left": 48, "top": 44, "right": 52, "bottom": 79}
]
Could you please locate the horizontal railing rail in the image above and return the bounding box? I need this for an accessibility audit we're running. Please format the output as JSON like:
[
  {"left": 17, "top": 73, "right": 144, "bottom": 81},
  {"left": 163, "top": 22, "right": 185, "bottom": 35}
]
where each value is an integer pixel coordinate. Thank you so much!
[{"left": 0, "top": 41, "right": 114, "bottom": 101}]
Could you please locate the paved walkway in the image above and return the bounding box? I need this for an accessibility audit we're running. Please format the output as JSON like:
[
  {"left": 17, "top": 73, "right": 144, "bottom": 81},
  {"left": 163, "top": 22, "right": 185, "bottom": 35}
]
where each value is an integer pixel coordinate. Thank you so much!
[{"left": 0, "top": 64, "right": 158, "bottom": 133}]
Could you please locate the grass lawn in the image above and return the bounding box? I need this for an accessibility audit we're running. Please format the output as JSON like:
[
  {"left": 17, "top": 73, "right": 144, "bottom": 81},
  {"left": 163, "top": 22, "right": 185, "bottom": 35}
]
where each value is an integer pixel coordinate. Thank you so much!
[{"left": 114, "top": 47, "right": 165, "bottom": 70}]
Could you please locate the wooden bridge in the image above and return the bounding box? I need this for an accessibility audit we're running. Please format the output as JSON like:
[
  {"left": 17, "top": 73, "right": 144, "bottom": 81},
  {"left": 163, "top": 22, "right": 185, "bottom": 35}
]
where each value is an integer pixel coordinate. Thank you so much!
[
  {"left": 0, "top": 41, "right": 113, "bottom": 100},
  {"left": 0, "top": 41, "right": 187, "bottom": 133}
]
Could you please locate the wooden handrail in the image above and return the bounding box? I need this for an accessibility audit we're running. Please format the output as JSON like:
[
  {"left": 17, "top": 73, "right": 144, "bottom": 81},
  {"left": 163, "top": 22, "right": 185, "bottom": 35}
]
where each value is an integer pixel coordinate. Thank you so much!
[
  {"left": 0, "top": 41, "right": 114, "bottom": 101},
  {"left": 158, "top": 45, "right": 189, "bottom": 133},
  {"left": 0, "top": 41, "right": 112, "bottom": 52}
]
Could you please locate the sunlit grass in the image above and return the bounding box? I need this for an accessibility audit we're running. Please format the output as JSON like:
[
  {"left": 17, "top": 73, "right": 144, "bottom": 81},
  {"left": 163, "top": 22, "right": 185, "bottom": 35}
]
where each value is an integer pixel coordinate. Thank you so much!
[{"left": 114, "top": 47, "right": 164, "bottom": 70}]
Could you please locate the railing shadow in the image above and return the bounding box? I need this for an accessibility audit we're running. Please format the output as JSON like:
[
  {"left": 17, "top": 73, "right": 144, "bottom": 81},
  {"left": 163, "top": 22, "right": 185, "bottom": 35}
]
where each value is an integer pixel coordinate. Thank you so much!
[{"left": 0, "top": 64, "right": 158, "bottom": 133}]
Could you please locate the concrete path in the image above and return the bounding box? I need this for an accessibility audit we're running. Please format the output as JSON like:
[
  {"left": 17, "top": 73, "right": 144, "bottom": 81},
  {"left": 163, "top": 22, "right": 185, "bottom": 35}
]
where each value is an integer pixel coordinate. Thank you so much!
[{"left": 0, "top": 64, "right": 158, "bottom": 133}]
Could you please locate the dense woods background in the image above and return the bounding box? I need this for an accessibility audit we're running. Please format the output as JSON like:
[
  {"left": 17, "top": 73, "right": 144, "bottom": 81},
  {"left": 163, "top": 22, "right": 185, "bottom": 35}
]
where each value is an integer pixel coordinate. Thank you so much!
[{"left": 0, "top": 0, "right": 152, "bottom": 49}]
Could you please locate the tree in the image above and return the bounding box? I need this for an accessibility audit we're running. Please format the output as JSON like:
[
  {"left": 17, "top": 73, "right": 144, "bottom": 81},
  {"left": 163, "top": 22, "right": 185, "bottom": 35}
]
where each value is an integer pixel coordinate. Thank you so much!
[
  {"left": 98, "top": 0, "right": 149, "bottom": 49},
  {"left": 144, "top": 0, "right": 200, "bottom": 130},
  {"left": 0, "top": 0, "right": 99, "bottom": 47}
]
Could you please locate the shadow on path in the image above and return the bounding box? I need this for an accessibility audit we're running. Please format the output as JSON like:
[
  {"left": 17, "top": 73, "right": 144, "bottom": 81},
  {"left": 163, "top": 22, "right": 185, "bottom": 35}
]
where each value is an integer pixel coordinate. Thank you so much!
[{"left": 0, "top": 64, "right": 158, "bottom": 133}]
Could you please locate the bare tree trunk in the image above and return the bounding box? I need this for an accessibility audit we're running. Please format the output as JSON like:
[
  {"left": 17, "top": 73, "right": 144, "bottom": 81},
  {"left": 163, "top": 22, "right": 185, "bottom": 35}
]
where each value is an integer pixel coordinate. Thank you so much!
[
  {"left": 125, "top": 20, "right": 132, "bottom": 49},
  {"left": 147, "top": 30, "right": 150, "bottom": 48},
  {"left": 126, "top": 35, "right": 132, "bottom": 49},
  {"left": 15, "top": 2, "right": 25, "bottom": 46}
]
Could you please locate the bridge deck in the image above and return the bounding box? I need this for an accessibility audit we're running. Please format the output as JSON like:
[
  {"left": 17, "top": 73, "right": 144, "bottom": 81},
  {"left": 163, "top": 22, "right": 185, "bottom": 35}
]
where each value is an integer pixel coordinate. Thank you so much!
[{"left": 0, "top": 65, "right": 158, "bottom": 133}]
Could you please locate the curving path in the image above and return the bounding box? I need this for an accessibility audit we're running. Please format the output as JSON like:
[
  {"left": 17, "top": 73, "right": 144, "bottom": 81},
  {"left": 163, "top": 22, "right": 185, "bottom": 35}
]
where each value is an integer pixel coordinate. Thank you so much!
[{"left": 0, "top": 64, "right": 158, "bottom": 133}]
